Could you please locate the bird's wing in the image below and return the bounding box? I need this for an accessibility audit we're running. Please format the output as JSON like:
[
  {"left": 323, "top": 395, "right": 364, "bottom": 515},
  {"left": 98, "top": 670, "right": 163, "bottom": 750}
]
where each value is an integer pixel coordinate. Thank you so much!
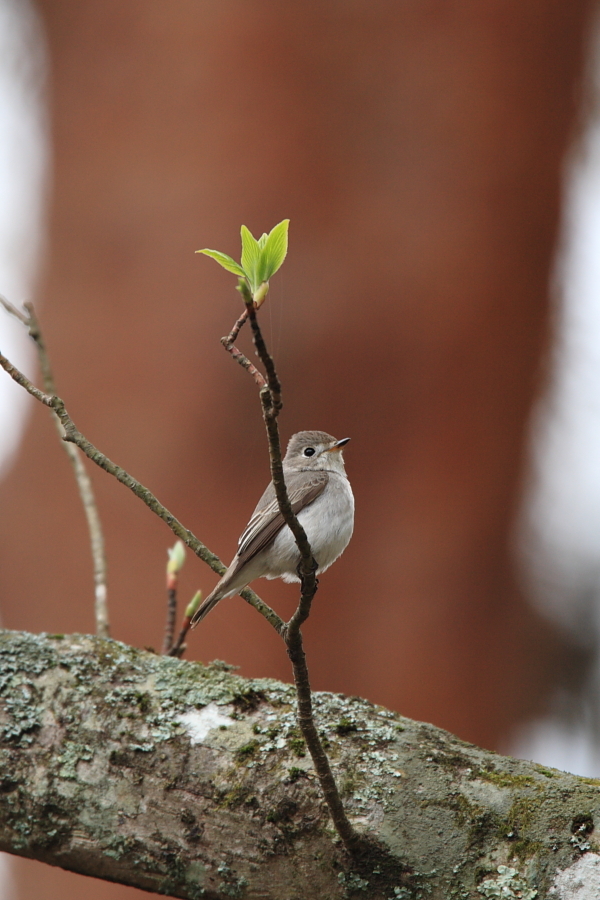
[{"left": 236, "top": 470, "right": 329, "bottom": 566}]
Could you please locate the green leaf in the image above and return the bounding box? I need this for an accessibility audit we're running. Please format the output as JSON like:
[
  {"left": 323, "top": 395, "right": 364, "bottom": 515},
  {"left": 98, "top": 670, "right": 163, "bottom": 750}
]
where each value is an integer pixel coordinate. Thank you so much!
[
  {"left": 258, "top": 219, "right": 289, "bottom": 283},
  {"left": 240, "top": 225, "right": 261, "bottom": 290},
  {"left": 258, "top": 233, "right": 268, "bottom": 249},
  {"left": 196, "top": 249, "right": 246, "bottom": 278}
]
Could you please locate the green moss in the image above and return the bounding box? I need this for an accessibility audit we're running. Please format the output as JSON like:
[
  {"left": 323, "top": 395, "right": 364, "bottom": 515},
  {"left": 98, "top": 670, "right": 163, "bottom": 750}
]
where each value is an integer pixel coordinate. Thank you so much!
[
  {"left": 509, "top": 838, "right": 543, "bottom": 862},
  {"left": 506, "top": 797, "right": 536, "bottom": 832},
  {"left": 135, "top": 692, "right": 151, "bottom": 714},
  {"left": 265, "top": 798, "right": 298, "bottom": 824},
  {"left": 289, "top": 738, "right": 306, "bottom": 757},
  {"left": 340, "top": 773, "right": 358, "bottom": 796},
  {"left": 232, "top": 688, "right": 266, "bottom": 711},
  {"left": 467, "top": 810, "right": 502, "bottom": 851},
  {"left": 477, "top": 768, "right": 537, "bottom": 790},
  {"left": 285, "top": 727, "right": 306, "bottom": 757},
  {"left": 439, "top": 792, "right": 505, "bottom": 852},
  {"left": 235, "top": 740, "right": 259, "bottom": 762},
  {"left": 335, "top": 717, "right": 358, "bottom": 736},
  {"left": 445, "top": 792, "right": 479, "bottom": 828},
  {"left": 219, "top": 785, "right": 254, "bottom": 809},
  {"left": 431, "top": 751, "right": 473, "bottom": 771}
]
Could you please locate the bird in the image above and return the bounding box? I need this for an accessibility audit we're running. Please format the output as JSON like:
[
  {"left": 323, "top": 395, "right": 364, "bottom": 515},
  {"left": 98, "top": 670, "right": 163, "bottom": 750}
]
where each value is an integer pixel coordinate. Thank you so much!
[{"left": 190, "top": 430, "right": 354, "bottom": 626}]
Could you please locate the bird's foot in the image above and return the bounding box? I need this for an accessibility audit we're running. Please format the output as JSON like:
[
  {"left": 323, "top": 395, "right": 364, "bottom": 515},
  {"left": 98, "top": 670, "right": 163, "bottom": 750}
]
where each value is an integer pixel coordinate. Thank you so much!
[{"left": 296, "top": 556, "right": 318, "bottom": 580}]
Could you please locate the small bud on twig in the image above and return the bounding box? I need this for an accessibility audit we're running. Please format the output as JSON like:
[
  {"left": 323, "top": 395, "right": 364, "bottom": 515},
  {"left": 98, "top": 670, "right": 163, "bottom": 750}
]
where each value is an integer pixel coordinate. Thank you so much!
[
  {"left": 185, "top": 590, "right": 203, "bottom": 619},
  {"left": 163, "top": 541, "right": 186, "bottom": 654},
  {"left": 166, "top": 539, "right": 186, "bottom": 590},
  {"left": 252, "top": 281, "right": 269, "bottom": 308},
  {"left": 168, "top": 590, "right": 203, "bottom": 658}
]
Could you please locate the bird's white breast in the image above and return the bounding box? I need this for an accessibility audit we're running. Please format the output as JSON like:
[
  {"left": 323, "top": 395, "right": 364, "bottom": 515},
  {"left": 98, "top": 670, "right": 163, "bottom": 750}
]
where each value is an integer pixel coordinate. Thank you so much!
[{"left": 263, "top": 472, "right": 355, "bottom": 581}]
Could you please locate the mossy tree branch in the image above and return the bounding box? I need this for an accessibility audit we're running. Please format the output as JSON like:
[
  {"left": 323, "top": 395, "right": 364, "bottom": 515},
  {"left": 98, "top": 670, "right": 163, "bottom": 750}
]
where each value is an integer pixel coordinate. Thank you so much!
[{"left": 0, "top": 629, "right": 598, "bottom": 900}]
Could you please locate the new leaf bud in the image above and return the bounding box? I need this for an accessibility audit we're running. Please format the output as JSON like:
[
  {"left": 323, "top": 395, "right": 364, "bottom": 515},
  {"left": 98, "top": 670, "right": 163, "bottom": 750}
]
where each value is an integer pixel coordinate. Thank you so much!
[
  {"left": 185, "top": 591, "right": 203, "bottom": 619},
  {"left": 253, "top": 281, "right": 269, "bottom": 308},
  {"left": 167, "top": 540, "right": 186, "bottom": 575}
]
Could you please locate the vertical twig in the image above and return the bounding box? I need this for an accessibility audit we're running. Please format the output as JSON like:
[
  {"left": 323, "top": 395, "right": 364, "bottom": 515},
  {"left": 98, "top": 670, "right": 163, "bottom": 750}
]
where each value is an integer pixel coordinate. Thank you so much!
[
  {"left": 168, "top": 618, "right": 188, "bottom": 658},
  {"left": 163, "top": 541, "right": 186, "bottom": 655},
  {"left": 169, "top": 590, "right": 203, "bottom": 658},
  {"left": 234, "top": 282, "right": 361, "bottom": 854},
  {"left": 162, "top": 588, "right": 177, "bottom": 654},
  {"left": 0, "top": 297, "right": 110, "bottom": 637}
]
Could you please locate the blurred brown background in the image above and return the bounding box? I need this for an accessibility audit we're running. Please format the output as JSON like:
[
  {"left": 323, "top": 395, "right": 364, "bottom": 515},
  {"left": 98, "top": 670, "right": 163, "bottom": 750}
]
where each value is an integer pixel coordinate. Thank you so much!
[{"left": 0, "top": 1, "right": 595, "bottom": 896}]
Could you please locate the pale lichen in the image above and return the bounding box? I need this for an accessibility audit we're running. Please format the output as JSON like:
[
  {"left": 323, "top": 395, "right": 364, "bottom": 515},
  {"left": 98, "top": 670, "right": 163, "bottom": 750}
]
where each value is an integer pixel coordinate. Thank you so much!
[{"left": 477, "top": 865, "right": 537, "bottom": 899}]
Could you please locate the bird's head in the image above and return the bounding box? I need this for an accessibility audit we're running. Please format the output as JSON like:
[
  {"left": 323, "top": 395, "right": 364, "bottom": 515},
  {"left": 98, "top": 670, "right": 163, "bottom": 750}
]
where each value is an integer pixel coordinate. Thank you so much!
[{"left": 284, "top": 430, "right": 350, "bottom": 474}]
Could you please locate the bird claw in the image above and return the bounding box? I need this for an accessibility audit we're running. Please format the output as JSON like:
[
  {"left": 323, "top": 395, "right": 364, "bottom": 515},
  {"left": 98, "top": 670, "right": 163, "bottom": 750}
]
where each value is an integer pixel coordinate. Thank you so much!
[{"left": 296, "top": 557, "right": 318, "bottom": 580}]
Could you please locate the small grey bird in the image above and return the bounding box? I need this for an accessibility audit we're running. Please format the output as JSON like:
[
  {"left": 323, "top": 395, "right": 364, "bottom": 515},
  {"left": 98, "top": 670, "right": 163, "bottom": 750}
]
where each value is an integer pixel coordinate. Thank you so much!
[{"left": 191, "top": 430, "right": 354, "bottom": 625}]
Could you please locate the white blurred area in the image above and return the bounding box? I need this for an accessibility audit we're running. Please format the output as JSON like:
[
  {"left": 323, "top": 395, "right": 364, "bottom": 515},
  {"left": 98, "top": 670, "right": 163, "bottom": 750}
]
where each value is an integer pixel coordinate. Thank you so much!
[
  {"left": 0, "top": 0, "right": 48, "bottom": 897},
  {"left": 0, "top": 0, "right": 47, "bottom": 482},
  {"left": 513, "top": 37, "right": 600, "bottom": 775}
]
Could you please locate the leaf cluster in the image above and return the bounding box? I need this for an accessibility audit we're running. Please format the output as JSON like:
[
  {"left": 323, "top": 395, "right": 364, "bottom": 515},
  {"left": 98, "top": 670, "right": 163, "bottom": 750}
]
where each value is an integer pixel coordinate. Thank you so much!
[{"left": 197, "top": 219, "right": 289, "bottom": 307}]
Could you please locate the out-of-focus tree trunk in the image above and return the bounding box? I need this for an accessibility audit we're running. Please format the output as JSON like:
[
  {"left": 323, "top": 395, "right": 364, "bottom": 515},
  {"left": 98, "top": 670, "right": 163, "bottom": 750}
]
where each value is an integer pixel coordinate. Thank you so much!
[{"left": 0, "top": 2, "right": 595, "bottom": 895}]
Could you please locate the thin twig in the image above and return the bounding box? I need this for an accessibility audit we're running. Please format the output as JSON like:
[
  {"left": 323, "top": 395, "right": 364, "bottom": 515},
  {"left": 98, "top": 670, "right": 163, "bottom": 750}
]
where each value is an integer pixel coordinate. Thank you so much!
[
  {"left": 242, "top": 290, "right": 282, "bottom": 404},
  {"left": 0, "top": 347, "right": 285, "bottom": 635},
  {"left": 1, "top": 296, "right": 110, "bottom": 637},
  {"left": 169, "top": 616, "right": 191, "bottom": 658},
  {"left": 163, "top": 543, "right": 185, "bottom": 654},
  {"left": 236, "top": 282, "right": 360, "bottom": 854},
  {"left": 240, "top": 285, "right": 313, "bottom": 569},
  {"left": 220, "top": 307, "right": 266, "bottom": 386},
  {"left": 0, "top": 295, "right": 27, "bottom": 324},
  {"left": 169, "top": 587, "right": 201, "bottom": 658},
  {"left": 30, "top": 303, "right": 109, "bottom": 636},
  {"left": 162, "top": 588, "right": 177, "bottom": 655},
  {"left": 220, "top": 338, "right": 266, "bottom": 386},
  {"left": 224, "top": 307, "right": 249, "bottom": 344}
]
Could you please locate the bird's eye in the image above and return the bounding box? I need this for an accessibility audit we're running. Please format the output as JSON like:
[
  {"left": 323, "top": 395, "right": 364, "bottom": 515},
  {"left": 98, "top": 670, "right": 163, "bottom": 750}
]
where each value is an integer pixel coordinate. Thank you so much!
[{"left": 303, "top": 447, "right": 316, "bottom": 457}]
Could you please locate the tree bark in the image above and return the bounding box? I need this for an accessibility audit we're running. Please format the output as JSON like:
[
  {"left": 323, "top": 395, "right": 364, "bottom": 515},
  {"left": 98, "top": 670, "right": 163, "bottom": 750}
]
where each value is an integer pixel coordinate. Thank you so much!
[{"left": 0, "top": 630, "right": 598, "bottom": 899}]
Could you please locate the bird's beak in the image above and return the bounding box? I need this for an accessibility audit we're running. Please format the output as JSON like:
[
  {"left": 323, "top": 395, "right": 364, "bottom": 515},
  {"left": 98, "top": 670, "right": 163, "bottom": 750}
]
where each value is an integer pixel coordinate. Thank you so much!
[{"left": 327, "top": 437, "right": 350, "bottom": 451}]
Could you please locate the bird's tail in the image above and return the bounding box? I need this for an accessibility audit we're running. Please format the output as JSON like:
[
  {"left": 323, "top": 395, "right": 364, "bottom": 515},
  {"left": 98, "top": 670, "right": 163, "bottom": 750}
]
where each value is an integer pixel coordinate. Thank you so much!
[
  {"left": 190, "top": 587, "right": 225, "bottom": 628},
  {"left": 190, "top": 558, "right": 248, "bottom": 628}
]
